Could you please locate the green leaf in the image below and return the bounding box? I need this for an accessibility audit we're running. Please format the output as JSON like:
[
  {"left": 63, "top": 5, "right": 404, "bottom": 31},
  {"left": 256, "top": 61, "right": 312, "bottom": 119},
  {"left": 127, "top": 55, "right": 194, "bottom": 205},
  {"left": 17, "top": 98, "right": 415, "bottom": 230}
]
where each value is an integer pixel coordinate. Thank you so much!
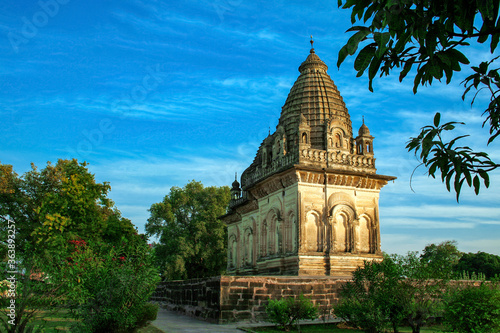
[
  {"left": 433, "top": 113, "right": 441, "bottom": 127},
  {"left": 491, "top": 33, "right": 499, "bottom": 53},
  {"left": 455, "top": 177, "right": 465, "bottom": 202},
  {"left": 368, "top": 55, "right": 382, "bottom": 92},
  {"left": 448, "top": 49, "right": 470, "bottom": 65},
  {"left": 399, "top": 57, "right": 416, "bottom": 82},
  {"left": 374, "top": 32, "right": 390, "bottom": 48},
  {"left": 479, "top": 169, "right": 490, "bottom": 188},
  {"left": 473, "top": 175, "right": 480, "bottom": 195},
  {"left": 337, "top": 44, "right": 350, "bottom": 68},
  {"left": 347, "top": 29, "right": 372, "bottom": 55},
  {"left": 354, "top": 44, "right": 376, "bottom": 73}
]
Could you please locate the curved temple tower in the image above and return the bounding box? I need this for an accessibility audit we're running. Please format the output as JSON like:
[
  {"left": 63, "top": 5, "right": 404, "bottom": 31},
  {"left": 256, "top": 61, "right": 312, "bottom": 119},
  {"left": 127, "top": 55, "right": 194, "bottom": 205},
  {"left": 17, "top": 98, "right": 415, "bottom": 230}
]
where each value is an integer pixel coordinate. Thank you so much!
[{"left": 222, "top": 42, "right": 396, "bottom": 277}]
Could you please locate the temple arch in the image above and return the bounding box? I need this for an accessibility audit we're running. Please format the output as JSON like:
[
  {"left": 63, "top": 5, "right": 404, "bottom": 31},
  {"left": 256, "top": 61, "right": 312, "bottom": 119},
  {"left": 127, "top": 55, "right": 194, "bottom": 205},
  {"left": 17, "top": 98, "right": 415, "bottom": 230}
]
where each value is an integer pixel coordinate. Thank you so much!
[
  {"left": 228, "top": 234, "right": 238, "bottom": 269},
  {"left": 305, "top": 210, "right": 321, "bottom": 252},
  {"left": 357, "top": 214, "right": 372, "bottom": 253},
  {"left": 331, "top": 204, "right": 356, "bottom": 253},
  {"left": 243, "top": 227, "right": 254, "bottom": 265}
]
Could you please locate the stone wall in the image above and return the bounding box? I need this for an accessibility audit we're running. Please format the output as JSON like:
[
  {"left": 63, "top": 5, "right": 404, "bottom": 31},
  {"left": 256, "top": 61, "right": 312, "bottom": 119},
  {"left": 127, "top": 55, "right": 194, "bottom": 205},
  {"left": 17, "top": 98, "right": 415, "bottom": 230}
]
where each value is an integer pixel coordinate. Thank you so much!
[
  {"left": 151, "top": 275, "right": 348, "bottom": 323},
  {"left": 151, "top": 276, "right": 222, "bottom": 322}
]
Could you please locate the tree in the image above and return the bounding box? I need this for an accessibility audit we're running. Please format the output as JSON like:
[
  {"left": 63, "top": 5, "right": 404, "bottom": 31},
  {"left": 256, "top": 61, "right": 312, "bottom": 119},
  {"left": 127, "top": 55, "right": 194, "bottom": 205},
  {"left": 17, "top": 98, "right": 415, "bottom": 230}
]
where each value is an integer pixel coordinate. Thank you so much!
[
  {"left": 335, "top": 250, "right": 452, "bottom": 333},
  {"left": 455, "top": 251, "right": 500, "bottom": 280},
  {"left": 0, "top": 159, "right": 137, "bottom": 258},
  {"left": 391, "top": 252, "right": 448, "bottom": 333},
  {"left": 0, "top": 252, "right": 67, "bottom": 333},
  {"left": 420, "top": 240, "right": 462, "bottom": 279},
  {"left": 444, "top": 282, "right": 500, "bottom": 333},
  {"left": 337, "top": 0, "right": 500, "bottom": 200},
  {"left": 146, "top": 180, "right": 230, "bottom": 280},
  {"left": 334, "top": 257, "right": 408, "bottom": 333}
]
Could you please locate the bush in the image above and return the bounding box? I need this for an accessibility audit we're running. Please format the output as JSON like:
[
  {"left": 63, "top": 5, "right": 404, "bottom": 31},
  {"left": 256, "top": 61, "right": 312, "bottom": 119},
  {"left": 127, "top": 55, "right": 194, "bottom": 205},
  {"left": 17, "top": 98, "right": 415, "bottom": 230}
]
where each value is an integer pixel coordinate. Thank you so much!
[
  {"left": 444, "top": 283, "right": 500, "bottom": 333},
  {"left": 54, "top": 238, "right": 160, "bottom": 333},
  {"left": 334, "top": 259, "right": 409, "bottom": 333},
  {"left": 266, "top": 294, "right": 318, "bottom": 331},
  {"left": 135, "top": 303, "right": 159, "bottom": 329}
]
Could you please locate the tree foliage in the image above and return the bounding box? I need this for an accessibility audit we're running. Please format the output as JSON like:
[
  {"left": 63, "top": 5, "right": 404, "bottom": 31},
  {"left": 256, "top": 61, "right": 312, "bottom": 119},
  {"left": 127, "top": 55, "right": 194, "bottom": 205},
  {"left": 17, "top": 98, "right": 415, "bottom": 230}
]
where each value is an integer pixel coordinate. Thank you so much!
[
  {"left": 52, "top": 238, "right": 160, "bottom": 333},
  {"left": 444, "top": 283, "right": 500, "bottom": 333},
  {"left": 0, "top": 159, "right": 138, "bottom": 258},
  {"left": 420, "top": 240, "right": 462, "bottom": 279},
  {"left": 0, "top": 252, "right": 66, "bottom": 333},
  {"left": 335, "top": 249, "right": 454, "bottom": 333},
  {"left": 146, "top": 180, "right": 230, "bottom": 280},
  {"left": 455, "top": 251, "right": 500, "bottom": 280},
  {"left": 265, "top": 295, "right": 318, "bottom": 332},
  {"left": 334, "top": 258, "right": 409, "bottom": 333},
  {"left": 337, "top": 0, "right": 500, "bottom": 199}
]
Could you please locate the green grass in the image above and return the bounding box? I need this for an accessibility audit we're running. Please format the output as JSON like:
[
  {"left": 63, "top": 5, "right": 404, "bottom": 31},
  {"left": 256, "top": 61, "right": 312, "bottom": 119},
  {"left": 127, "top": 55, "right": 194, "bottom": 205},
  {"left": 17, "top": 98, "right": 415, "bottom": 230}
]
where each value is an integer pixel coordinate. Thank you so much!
[
  {"left": 1, "top": 308, "right": 164, "bottom": 333},
  {"left": 1, "top": 309, "right": 78, "bottom": 332},
  {"left": 244, "top": 323, "right": 447, "bottom": 333}
]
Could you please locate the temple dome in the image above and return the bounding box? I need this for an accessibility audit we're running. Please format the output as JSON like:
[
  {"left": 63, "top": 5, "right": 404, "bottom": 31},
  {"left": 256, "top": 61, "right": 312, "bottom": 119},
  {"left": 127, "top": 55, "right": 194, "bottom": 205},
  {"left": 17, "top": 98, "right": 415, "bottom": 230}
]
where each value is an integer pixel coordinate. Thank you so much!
[
  {"left": 298, "top": 48, "right": 328, "bottom": 73},
  {"left": 358, "top": 122, "right": 371, "bottom": 136},
  {"left": 278, "top": 45, "right": 352, "bottom": 150}
]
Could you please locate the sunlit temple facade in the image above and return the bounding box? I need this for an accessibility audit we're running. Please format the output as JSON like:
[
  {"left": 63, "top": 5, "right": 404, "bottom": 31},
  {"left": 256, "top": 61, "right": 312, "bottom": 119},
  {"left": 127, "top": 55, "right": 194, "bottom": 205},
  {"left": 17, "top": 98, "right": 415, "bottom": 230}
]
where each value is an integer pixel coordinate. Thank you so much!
[{"left": 221, "top": 41, "right": 395, "bottom": 277}]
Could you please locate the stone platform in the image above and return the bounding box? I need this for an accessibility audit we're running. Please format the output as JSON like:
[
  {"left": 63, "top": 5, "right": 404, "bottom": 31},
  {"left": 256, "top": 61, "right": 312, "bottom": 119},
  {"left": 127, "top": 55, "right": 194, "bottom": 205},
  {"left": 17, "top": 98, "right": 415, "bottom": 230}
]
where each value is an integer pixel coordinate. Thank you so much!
[{"left": 151, "top": 275, "right": 350, "bottom": 324}]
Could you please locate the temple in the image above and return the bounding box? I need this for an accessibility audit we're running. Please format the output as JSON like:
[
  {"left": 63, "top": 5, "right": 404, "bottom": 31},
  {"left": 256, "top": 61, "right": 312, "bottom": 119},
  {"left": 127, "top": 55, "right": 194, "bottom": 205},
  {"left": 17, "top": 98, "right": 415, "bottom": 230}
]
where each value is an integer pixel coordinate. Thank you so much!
[{"left": 221, "top": 40, "right": 396, "bottom": 277}]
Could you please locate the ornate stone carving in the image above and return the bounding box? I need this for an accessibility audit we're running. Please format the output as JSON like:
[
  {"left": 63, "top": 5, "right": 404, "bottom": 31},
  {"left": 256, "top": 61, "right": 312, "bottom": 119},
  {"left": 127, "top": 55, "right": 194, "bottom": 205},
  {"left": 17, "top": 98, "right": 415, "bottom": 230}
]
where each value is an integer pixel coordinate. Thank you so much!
[{"left": 221, "top": 43, "right": 395, "bottom": 276}]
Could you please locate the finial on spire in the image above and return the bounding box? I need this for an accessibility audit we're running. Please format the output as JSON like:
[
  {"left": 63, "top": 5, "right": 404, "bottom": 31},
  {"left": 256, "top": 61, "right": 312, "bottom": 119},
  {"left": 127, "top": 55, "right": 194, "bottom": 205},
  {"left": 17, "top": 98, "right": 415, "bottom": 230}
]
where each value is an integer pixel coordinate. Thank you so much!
[
  {"left": 310, "top": 35, "right": 315, "bottom": 53},
  {"left": 362, "top": 115, "right": 365, "bottom": 124},
  {"left": 235, "top": 172, "right": 237, "bottom": 181}
]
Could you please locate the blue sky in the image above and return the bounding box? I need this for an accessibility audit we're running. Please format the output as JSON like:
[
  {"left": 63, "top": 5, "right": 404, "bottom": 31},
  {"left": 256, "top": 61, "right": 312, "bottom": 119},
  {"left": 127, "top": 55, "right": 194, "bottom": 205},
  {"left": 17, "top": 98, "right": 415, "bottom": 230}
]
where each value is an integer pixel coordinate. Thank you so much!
[{"left": 1, "top": 0, "right": 499, "bottom": 255}]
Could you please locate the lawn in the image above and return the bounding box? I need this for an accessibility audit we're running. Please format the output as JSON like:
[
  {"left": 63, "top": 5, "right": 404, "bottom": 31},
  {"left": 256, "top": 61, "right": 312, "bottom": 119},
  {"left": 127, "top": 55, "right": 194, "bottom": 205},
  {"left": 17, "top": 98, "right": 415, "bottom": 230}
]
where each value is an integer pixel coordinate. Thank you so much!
[
  {"left": 1, "top": 309, "right": 162, "bottom": 332},
  {"left": 243, "top": 323, "right": 447, "bottom": 333}
]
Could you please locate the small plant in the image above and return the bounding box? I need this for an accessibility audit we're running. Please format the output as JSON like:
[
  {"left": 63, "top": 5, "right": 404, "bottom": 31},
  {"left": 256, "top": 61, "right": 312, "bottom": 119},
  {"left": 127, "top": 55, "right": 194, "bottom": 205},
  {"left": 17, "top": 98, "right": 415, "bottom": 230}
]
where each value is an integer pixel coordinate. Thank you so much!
[
  {"left": 444, "top": 283, "right": 500, "bottom": 333},
  {"left": 265, "top": 294, "right": 318, "bottom": 332},
  {"left": 135, "top": 303, "right": 159, "bottom": 329}
]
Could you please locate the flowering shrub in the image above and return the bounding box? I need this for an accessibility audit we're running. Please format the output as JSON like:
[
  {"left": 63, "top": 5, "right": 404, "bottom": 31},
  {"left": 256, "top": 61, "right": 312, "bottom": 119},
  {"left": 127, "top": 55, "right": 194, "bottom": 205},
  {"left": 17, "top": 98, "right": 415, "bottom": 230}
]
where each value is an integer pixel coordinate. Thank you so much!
[{"left": 55, "top": 236, "right": 160, "bottom": 333}]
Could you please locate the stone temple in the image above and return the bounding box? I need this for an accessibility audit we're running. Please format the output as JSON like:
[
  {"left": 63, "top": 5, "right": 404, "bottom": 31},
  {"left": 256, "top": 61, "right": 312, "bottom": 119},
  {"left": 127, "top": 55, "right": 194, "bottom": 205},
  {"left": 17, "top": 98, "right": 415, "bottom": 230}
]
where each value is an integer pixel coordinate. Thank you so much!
[{"left": 222, "top": 41, "right": 396, "bottom": 277}]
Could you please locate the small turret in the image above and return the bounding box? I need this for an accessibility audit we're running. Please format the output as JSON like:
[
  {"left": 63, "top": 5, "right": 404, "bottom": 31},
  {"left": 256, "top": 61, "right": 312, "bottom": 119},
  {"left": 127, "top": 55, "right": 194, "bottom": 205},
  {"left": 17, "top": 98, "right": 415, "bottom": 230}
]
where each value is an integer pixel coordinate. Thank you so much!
[
  {"left": 230, "top": 173, "right": 241, "bottom": 200},
  {"left": 355, "top": 117, "right": 374, "bottom": 156}
]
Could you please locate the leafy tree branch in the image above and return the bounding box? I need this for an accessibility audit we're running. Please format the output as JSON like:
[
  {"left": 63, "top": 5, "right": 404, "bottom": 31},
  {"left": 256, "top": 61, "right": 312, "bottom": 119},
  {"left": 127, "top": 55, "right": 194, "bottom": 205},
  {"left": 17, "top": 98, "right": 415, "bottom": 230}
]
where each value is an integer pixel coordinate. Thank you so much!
[{"left": 337, "top": 0, "right": 500, "bottom": 199}]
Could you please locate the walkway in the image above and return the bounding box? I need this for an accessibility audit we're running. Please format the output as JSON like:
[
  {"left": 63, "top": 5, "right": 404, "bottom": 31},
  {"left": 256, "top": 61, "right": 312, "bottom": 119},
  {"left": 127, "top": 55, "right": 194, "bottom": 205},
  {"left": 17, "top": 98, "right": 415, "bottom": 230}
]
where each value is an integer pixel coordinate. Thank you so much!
[
  {"left": 151, "top": 307, "right": 341, "bottom": 333},
  {"left": 150, "top": 307, "right": 266, "bottom": 333}
]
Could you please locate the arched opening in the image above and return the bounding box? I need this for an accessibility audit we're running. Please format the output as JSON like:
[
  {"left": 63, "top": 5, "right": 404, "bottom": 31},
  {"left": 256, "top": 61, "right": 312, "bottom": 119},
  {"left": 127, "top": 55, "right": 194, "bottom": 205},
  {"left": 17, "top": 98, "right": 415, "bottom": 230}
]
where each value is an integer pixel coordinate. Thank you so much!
[
  {"left": 260, "top": 222, "right": 267, "bottom": 257},
  {"left": 358, "top": 216, "right": 371, "bottom": 253},
  {"left": 229, "top": 235, "right": 238, "bottom": 268},
  {"left": 244, "top": 229, "right": 254, "bottom": 265},
  {"left": 335, "top": 133, "right": 342, "bottom": 148},
  {"left": 305, "top": 212, "right": 320, "bottom": 252},
  {"left": 302, "top": 132, "right": 308, "bottom": 144},
  {"left": 335, "top": 213, "right": 347, "bottom": 252}
]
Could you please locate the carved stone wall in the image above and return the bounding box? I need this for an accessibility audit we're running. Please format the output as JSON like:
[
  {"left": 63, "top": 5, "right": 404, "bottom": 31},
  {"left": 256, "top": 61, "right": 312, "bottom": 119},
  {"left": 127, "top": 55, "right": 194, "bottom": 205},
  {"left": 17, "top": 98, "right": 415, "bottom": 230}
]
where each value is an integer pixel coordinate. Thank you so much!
[
  {"left": 224, "top": 167, "right": 389, "bottom": 276},
  {"left": 151, "top": 276, "right": 347, "bottom": 323}
]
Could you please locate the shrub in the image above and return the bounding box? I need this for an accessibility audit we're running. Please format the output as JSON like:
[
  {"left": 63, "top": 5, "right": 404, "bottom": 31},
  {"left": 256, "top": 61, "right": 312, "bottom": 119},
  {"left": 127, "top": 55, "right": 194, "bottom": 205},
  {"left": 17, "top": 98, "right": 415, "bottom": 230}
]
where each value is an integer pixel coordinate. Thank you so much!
[
  {"left": 266, "top": 294, "right": 318, "bottom": 331},
  {"left": 444, "top": 283, "right": 500, "bottom": 333},
  {"left": 334, "top": 259, "right": 408, "bottom": 333},
  {"left": 54, "top": 237, "right": 160, "bottom": 333},
  {"left": 135, "top": 303, "right": 159, "bottom": 329}
]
